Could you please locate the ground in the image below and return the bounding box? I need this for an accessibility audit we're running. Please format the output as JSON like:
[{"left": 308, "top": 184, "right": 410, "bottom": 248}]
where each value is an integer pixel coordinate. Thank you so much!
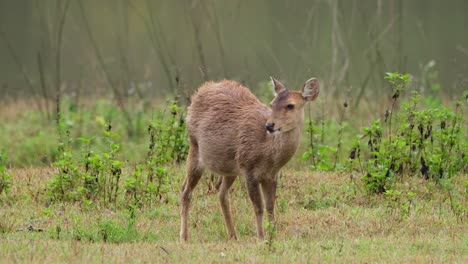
[{"left": 0, "top": 166, "right": 466, "bottom": 263}]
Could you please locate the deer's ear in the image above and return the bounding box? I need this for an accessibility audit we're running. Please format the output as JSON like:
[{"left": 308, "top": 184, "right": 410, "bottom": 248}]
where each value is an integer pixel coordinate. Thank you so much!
[
  {"left": 270, "top": 76, "right": 286, "bottom": 96},
  {"left": 302, "top": 78, "right": 320, "bottom": 101}
]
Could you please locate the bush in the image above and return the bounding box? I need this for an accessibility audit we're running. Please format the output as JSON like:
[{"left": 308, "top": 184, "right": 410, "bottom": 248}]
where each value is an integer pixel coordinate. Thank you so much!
[
  {"left": 347, "top": 73, "right": 466, "bottom": 194},
  {"left": 47, "top": 99, "right": 189, "bottom": 208}
]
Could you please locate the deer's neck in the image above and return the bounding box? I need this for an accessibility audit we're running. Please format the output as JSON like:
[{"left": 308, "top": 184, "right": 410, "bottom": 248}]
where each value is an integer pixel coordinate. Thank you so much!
[{"left": 267, "top": 127, "right": 302, "bottom": 168}]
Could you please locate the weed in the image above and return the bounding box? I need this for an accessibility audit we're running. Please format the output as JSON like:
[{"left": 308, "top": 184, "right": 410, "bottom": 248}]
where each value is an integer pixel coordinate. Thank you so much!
[
  {"left": 147, "top": 99, "right": 189, "bottom": 165},
  {"left": 333, "top": 99, "right": 349, "bottom": 170},
  {"left": 0, "top": 213, "right": 15, "bottom": 234},
  {"left": 384, "top": 72, "right": 410, "bottom": 140},
  {"left": 0, "top": 150, "right": 11, "bottom": 195},
  {"left": 46, "top": 99, "right": 189, "bottom": 208},
  {"left": 264, "top": 220, "right": 277, "bottom": 252},
  {"left": 384, "top": 189, "right": 416, "bottom": 219},
  {"left": 98, "top": 219, "right": 139, "bottom": 243},
  {"left": 123, "top": 98, "right": 188, "bottom": 207},
  {"left": 302, "top": 119, "right": 336, "bottom": 171},
  {"left": 302, "top": 184, "right": 340, "bottom": 210},
  {"left": 439, "top": 179, "right": 467, "bottom": 221},
  {"left": 98, "top": 124, "right": 124, "bottom": 207},
  {"left": 348, "top": 72, "right": 466, "bottom": 194},
  {"left": 48, "top": 130, "right": 81, "bottom": 201},
  {"left": 48, "top": 123, "right": 125, "bottom": 206}
]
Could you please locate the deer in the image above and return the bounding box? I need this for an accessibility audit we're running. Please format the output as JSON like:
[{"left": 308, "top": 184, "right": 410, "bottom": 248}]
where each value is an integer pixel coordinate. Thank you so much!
[{"left": 180, "top": 77, "right": 320, "bottom": 242}]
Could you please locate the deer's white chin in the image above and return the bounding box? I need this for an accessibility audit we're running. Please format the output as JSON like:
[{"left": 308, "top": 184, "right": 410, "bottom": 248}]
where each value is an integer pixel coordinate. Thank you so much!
[{"left": 267, "top": 129, "right": 281, "bottom": 135}]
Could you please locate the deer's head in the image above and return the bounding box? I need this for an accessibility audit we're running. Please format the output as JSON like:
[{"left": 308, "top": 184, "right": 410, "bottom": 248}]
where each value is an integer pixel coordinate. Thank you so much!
[{"left": 266, "top": 77, "right": 320, "bottom": 134}]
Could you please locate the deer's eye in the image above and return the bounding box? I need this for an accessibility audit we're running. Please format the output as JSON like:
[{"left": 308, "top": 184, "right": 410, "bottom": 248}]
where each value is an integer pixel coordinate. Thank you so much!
[{"left": 286, "top": 104, "right": 295, "bottom": 110}]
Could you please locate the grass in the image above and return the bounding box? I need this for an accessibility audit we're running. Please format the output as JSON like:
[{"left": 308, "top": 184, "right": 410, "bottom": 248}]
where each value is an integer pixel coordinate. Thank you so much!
[
  {"left": 0, "top": 165, "right": 466, "bottom": 263},
  {"left": 0, "top": 74, "right": 466, "bottom": 262}
]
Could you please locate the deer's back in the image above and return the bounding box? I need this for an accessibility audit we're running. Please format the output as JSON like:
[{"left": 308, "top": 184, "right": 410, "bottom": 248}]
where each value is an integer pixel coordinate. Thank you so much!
[{"left": 187, "top": 80, "right": 269, "bottom": 175}]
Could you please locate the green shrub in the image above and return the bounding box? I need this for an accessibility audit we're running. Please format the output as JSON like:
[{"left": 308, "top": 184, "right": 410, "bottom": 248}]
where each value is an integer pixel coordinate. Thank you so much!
[
  {"left": 347, "top": 72, "right": 466, "bottom": 194},
  {"left": 47, "top": 98, "right": 189, "bottom": 207}
]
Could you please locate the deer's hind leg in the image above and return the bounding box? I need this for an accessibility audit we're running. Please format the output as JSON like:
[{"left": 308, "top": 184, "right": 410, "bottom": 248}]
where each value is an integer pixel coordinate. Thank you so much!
[
  {"left": 180, "top": 144, "right": 204, "bottom": 242},
  {"left": 218, "top": 175, "right": 238, "bottom": 240}
]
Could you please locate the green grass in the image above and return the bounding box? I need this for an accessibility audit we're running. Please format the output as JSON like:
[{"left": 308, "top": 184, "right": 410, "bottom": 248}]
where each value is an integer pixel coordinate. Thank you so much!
[
  {"left": 0, "top": 98, "right": 170, "bottom": 167},
  {"left": 0, "top": 75, "right": 466, "bottom": 262},
  {"left": 0, "top": 166, "right": 466, "bottom": 263}
]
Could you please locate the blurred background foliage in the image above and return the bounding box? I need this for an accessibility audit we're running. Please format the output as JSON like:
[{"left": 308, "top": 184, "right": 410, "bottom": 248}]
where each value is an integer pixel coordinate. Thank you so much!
[
  {"left": 0, "top": 0, "right": 467, "bottom": 170},
  {"left": 0, "top": 0, "right": 467, "bottom": 102}
]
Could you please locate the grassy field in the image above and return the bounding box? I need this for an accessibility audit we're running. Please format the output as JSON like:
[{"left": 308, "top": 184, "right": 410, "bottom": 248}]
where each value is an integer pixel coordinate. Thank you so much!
[
  {"left": 1, "top": 165, "right": 466, "bottom": 263},
  {"left": 0, "top": 73, "right": 466, "bottom": 262}
]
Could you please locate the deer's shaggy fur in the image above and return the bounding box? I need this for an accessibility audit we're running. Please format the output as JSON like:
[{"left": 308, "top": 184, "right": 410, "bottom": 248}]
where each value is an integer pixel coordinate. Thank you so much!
[{"left": 180, "top": 77, "right": 319, "bottom": 241}]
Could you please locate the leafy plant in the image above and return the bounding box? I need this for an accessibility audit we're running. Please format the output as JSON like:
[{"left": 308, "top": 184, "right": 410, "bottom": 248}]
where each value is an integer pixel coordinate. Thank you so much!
[
  {"left": 264, "top": 220, "right": 277, "bottom": 252},
  {"left": 47, "top": 98, "right": 189, "bottom": 208},
  {"left": 0, "top": 150, "right": 11, "bottom": 195},
  {"left": 124, "top": 98, "right": 188, "bottom": 207},
  {"left": 98, "top": 219, "right": 139, "bottom": 243},
  {"left": 48, "top": 131, "right": 81, "bottom": 201},
  {"left": 147, "top": 99, "right": 189, "bottom": 165},
  {"left": 348, "top": 72, "right": 466, "bottom": 194},
  {"left": 302, "top": 119, "right": 336, "bottom": 171},
  {"left": 48, "top": 123, "right": 125, "bottom": 206},
  {"left": 384, "top": 189, "right": 416, "bottom": 219}
]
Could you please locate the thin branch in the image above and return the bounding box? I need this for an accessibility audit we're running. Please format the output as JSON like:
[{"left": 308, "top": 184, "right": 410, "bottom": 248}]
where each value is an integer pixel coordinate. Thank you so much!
[
  {"left": 37, "top": 52, "right": 51, "bottom": 120},
  {"left": 77, "top": 1, "right": 134, "bottom": 135},
  {"left": 128, "top": 0, "right": 176, "bottom": 91},
  {"left": 0, "top": 25, "right": 44, "bottom": 115},
  {"left": 146, "top": 0, "right": 177, "bottom": 90},
  {"left": 55, "top": 0, "right": 71, "bottom": 126},
  {"left": 184, "top": 1, "right": 209, "bottom": 81},
  {"left": 200, "top": 1, "right": 228, "bottom": 77}
]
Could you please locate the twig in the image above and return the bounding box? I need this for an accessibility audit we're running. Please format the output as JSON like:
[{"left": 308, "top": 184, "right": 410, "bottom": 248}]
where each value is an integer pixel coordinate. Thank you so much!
[
  {"left": 201, "top": 1, "right": 228, "bottom": 77},
  {"left": 146, "top": 0, "right": 177, "bottom": 90},
  {"left": 128, "top": 1, "right": 177, "bottom": 90},
  {"left": 78, "top": 1, "right": 134, "bottom": 136},
  {"left": 159, "top": 245, "right": 170, "bottom": 255},
  {"left": 0, "top": 26, "right": 44, "bottom": 116},
  {"left": 36, "top": 52, "right": 51, "bottom": 121},
  {"left": 54, "top": 0, "right": 71, "bottom": 127},
  {"left": 185, "top": 1, "right": 209, "bottom": 81}
]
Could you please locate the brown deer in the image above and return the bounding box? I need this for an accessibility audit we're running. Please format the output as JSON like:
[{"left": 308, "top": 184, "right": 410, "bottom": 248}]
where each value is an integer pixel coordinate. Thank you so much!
[{"left": 180, "top": 77, "right": 320, "bottom": 242}]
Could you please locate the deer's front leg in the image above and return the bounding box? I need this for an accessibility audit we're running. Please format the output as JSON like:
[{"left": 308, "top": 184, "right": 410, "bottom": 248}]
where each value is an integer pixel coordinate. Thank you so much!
[
  {"left": 246, "top": 176, "right": 264, "bottom": 240},
  {"left": 261, "top": 177, "right": 277, "bottom": 224}
]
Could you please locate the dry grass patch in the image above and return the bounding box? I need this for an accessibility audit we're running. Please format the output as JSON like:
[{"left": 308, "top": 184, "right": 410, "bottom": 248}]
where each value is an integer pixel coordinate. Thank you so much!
[{"left": 0, "top": 166, "right": 466, "bottom": 263}]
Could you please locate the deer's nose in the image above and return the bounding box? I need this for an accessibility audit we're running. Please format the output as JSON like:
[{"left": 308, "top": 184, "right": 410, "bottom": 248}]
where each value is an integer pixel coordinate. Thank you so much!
[{"left": 265, "top": 122, "right": 275, "bottom": 132}]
